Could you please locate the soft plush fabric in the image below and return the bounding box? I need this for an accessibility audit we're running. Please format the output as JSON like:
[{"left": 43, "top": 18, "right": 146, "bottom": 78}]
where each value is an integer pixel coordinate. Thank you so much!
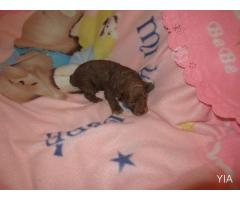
[
  {"left": 0, "top": 10, "right": 239, "bottom": 189},
  {"left": 0, "top": 11, "right": 34, "bottom": 65},
  {"left": 164, "top": 11, "right": 240, "bottom": 124}
]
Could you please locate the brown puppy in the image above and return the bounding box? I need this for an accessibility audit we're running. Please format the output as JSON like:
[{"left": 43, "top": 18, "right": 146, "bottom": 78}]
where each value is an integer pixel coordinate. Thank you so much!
[{"left": 70, "top": 60, "right": 154, "bottom": 116}]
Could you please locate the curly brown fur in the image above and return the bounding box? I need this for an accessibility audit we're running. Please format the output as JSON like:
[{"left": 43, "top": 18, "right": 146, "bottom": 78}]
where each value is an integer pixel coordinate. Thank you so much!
[{"left": 70, "top": 60, "right": 154, "bottom": 116}]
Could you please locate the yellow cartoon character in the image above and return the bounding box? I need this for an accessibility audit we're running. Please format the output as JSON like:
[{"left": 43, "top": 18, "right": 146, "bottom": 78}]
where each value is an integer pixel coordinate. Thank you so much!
[{"left": 71, "top": 11, "right": 118, "bottom": 59}]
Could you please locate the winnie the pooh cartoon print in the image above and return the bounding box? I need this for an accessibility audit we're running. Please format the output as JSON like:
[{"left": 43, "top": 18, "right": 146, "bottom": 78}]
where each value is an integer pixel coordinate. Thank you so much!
[{"left": 71, "top": 11, "right": 119, "bottom": 59}]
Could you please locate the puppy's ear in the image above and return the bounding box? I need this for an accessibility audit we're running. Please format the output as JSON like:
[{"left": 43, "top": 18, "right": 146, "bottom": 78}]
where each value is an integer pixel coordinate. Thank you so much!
[
  {"left": 144, "top": 82, "right": 154, "bottom": 93},
  {"left": 2, "top": 66, "right": 28, "bottom": 79}
]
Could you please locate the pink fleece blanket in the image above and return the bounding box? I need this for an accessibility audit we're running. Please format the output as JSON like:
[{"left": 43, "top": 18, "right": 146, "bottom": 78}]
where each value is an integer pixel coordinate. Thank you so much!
[
  {"left": 164, "top": 11, "right": 240, "bottom": 124},
  {"left": 0, "top": 11, "right": 34, "bottom": 63},
  {"left": 0, "top": 11, "right": 240, "bottom": 189}
]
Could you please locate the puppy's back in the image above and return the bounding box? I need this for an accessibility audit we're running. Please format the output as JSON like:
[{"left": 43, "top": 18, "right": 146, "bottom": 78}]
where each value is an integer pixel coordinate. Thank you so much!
[
  {"left": 70, "top": 60, "right": 142, "bottom": 93},
  {"left": 71, "top": 60, "right": 135, "bottom": 81}
]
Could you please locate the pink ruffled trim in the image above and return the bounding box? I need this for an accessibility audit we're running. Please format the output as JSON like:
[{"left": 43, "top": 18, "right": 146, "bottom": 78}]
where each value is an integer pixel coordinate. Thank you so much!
[{"left": 163, "top": 11, "right": 240, "bottom": 124}]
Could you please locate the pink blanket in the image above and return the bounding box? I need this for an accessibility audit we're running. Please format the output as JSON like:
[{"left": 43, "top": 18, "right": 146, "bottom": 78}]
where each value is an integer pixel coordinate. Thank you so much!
[
  {"left": 0, "top": 11, "right": 239, "bottom": 189},
  {"left": 164, "top": 11, "right": 240, "bottom": 123},
  {"left": 0, "top": 11, "right": 34, "bottom": 63}
]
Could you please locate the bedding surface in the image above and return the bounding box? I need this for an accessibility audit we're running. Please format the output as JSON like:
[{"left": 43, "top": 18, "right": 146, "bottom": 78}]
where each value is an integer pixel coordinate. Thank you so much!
[
  {"left": 0, "top": 11, "right": 239, "bottom": 189},
  {"left": 0, "top": 11, "right": 34, "bottom": 66},
  {"left": 164, "top": 11, "right": 240, "bottom": 123}
]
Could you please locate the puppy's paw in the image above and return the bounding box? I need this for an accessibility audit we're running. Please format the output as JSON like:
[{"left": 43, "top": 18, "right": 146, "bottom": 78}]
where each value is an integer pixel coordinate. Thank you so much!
[
  {"left": 112, "top": 107, "right": 123, "bottom": 115},
  {"left": 92, "top": 97, "right": 103, "bottom": 103},
  {"left": 84, "top": 93, "right": 103, "bottom": 103}
]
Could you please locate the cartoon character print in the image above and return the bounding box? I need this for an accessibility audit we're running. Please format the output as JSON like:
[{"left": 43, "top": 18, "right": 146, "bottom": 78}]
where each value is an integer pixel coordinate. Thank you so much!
[
  {"left": 71, "top": 11, "right": 119, "bottom": 60},
  {"left": 99, "top": 15, "right": 118, "bottom": 39}
]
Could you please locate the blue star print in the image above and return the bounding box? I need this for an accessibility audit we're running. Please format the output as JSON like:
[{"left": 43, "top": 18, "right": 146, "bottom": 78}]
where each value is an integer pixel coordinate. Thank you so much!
[{"left": 111, "top": 152, "right": 135, "bottom": 172}]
